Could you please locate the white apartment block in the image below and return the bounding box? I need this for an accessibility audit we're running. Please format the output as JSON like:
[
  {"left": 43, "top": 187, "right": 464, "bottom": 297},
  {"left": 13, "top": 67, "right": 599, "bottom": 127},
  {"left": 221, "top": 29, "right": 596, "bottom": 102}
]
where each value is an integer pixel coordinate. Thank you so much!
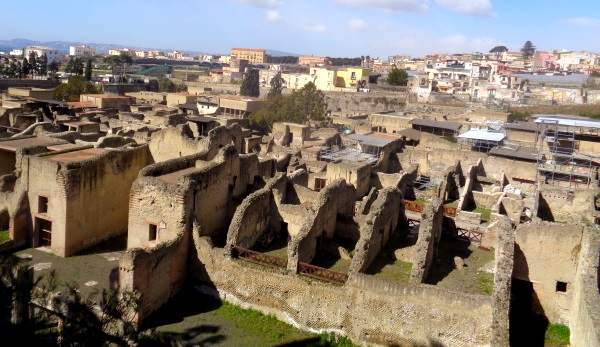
[
  {"left": 70, "top": 46, "right": 96, "bottom": 57},
  {"left": 24, "top": 46, "right": 60, "bottom": 63},
  {"left": 9, "top": 49, "right": 23, "bottom": 56}
]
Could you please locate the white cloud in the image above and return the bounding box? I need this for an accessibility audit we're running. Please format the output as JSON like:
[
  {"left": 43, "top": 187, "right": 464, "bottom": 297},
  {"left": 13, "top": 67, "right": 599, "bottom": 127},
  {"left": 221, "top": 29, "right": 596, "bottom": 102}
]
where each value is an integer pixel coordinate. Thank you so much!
[
  {"left": 335, "top": 0, "right": 429, "bottom": 13},
  {"left": 305, "top": 22, "right": 328, "bottom": 34},
  {"left": 348, "top": 19, "right": 368, "bottom": 31},
  {"left": 266, "top": 10, "right": 282, "bottom": 23},
  {"left": 565, "top": 17, "right": 600, "bottom": 27},
  {"left": 433, "top": 34, "right": 498, "bottom": 53},
  {"left": 435, "top": 0, "right": 494, "bottom": 16},
  {"left": 234, "top": 0, "right": 282, "bottom": 9}
]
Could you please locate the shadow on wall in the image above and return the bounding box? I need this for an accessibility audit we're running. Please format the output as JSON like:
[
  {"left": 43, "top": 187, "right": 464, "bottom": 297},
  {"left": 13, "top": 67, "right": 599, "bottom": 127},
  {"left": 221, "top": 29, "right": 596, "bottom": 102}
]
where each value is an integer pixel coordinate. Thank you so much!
[
  {"left": 536, "top": 194, "right": 555, "bottom": 222},
  {"left": 510, "top": 243, "right": 549, "bottom": 347}
]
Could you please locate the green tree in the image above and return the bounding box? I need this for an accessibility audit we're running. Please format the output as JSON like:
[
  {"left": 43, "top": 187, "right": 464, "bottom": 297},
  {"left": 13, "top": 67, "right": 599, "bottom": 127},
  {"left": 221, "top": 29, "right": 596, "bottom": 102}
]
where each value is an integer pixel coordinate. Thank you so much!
[
  {"left": 103, "top": 53, "right": 132, "bottom": 82},
  {"left": 38, "top": 54, "right": 47, "bottom": 76},
  {"left": 21, "top": 58, "right": 30, "bottom": 77},
  {"left": 15, "top": 61, "right": 23, "bottom": 79},
  {"left": 28, "top": 51, "right": 38, "bottom": 77},
  {"left": 85, "top": 58, "right": 92, "bottom": 81},
  {"left": 489, "top": 45, "right": 508, "bottom": 54},
  {"left": 267, "top": 71, "right": 285, "bottom": 99},
  {"left": 64, "top": 57, "right": 74, "bottom": 73},
  {"left": 240, "top": 68, "right": 260, "bottom": 97},
  {"left": 53, "top": 75, "right": 101, "bottom": 101},
  {"left": 48, "top": 61, "right": 59, "bottom": 76},
  {"left": 294, "top": 81, "right": 326, "bottom": 124},
  {"left": 521, "top": 41, "right": 536, "bottom": 60},
  {"left": 387, "top": 67, "right": 409, "bottom": 86}
]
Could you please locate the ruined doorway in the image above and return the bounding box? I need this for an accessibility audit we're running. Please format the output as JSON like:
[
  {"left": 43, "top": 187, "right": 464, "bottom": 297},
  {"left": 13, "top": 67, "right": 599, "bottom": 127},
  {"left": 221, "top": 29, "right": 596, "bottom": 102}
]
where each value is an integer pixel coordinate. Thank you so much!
[
  {"left": 509, "top": 278, "right": 548, "bottom": 347},
  {"left": 315, "top": 178, "right": 327, "bottom": 192},
  {"left": 36, "top": 218, "right": 52, "bottom": 247},
  {"left": 280, "top": 221, "right": 289, "bottom": 242}
]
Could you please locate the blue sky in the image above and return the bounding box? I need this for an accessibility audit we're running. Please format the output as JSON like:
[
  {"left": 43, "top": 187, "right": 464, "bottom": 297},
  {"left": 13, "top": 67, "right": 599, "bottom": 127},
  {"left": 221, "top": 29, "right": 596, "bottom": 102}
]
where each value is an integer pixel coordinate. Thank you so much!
[{"left": 2, "top": 0, "right": 599, "bottom": 58}]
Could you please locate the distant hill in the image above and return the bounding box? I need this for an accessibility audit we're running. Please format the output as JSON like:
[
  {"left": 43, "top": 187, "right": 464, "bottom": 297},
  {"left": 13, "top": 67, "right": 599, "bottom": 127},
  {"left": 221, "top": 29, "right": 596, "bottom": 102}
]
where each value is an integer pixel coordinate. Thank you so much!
[
  {"left": 0, "top": 38, "right": 300, "bottom": 58},
  {"left": 266, "top": 49, "right": 300, "bottom": 57}
]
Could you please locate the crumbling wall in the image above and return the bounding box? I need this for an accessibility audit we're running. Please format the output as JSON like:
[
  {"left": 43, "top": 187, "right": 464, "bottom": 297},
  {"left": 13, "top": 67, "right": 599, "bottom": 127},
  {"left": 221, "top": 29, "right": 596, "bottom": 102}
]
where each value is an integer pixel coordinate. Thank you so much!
[
  {"left": 569, "top": 222, "right": 600, "bottom": 347},
  {"left": 191, "top": 235, "right": 493, "bottom": 347},
  {"left": 410, "top": 198, "right": 445, "bottom": 283},
  {"left": 473, "top": 191, "right": 504, "bottom": 210},
  {"left": 349, "top": 187, "right": 403, "bottom": 274},
  {"left": 490, "top": 216, "right": 515, "bottom": 347},
  {"left": 148, "top": 124, "right": 243, "bottom": 163},
  {"left": 537, "top": 188, "right": 597, "bottom": 223},
  {"left": 119, "top": 231, "right": 189, "bottom": 325},
  {"left": 498, "top": 196, "right": 524, "bottom": 225},
  {"left": 226, "top": 177, "right": 281, "bottom": 250},
  {"left": 288, "top": 179, "right": 355, "bottom": 270},
  {"left": 513, "top": 221, "right": 584, "bottom": 323}
]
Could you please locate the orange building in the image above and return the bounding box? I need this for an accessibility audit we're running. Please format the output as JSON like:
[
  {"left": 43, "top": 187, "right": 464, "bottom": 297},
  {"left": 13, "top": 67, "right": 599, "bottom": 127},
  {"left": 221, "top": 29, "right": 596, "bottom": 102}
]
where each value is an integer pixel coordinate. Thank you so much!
[{"left": 231, "top": 48, "right": 267, "bottom": 64}]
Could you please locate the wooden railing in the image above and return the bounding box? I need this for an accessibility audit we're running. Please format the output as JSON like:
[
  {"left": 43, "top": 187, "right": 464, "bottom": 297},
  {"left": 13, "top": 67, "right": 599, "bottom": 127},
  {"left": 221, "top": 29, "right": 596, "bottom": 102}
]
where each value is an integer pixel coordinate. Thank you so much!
[
  {"left": 234, "top": 246, "right": 287, "bottom": 269},
  {"left": 0, "top": 125, "right": 24, "bottom": 132},
  {"left": 298, "top": 262, "right": 348, "bottom": 285},
  {"left": 405, "top": 200, "right": 425, "bottom": 213},
  {"left": 457, "top": 228, "right": 483, "bottom": 243},
  {"left": 443, "top": 206, "right": 457, "bottom": 217}
]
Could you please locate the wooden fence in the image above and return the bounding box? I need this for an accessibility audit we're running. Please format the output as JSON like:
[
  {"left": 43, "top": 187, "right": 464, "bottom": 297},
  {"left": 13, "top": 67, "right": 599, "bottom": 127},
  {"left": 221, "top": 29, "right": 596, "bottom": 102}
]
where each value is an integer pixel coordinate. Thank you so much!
[
  {"left": 234, "top": 246, "right": 287, "bottom": 269},
  {"left": 298, "top": 262, "right": 348, "bottom": 285}
]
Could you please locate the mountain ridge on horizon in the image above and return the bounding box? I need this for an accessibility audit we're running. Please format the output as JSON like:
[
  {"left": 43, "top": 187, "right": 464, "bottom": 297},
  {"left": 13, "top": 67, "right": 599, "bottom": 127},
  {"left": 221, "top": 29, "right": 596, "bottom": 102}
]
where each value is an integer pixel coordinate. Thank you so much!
[{"left": 0, "top": 38, "right": 301, "bottom": 57}]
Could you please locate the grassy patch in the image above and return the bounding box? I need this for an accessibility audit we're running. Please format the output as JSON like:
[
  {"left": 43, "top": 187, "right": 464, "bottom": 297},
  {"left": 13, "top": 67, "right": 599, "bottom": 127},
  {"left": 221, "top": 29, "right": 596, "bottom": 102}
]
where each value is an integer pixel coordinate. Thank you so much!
[
  {"left": 545, "top": 323, "right": 570, "bottom": 346},
  {"left": 443, "top": 199, "right": 459, "bottom": 208},
  {"left": 477, "top": 272, "right": 494, "bottom": 296},
  {"left": 0, "top": 229, "right": 9, "bottom": 244},
  {"left": 425, "top": 237, "right": 495, "bottom": 295},
  {"left": 473, "top": 207, "right": 492, "bottom": 222},
  {"left": 443, "top": 135, "right": 457, "bottom": 143},
  {"left": 150, "top": 290, "right": 361, "bottom": 347},
  {"left": 366, "top": 233, "right": 414, "bottom": 283}
]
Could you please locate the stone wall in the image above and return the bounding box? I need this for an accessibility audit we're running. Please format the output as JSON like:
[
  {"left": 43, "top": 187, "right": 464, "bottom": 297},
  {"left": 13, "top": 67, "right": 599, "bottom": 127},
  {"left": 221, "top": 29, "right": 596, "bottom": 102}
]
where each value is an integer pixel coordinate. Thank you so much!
[
  {"left": 490, "top": 217, "right": 515, "bottom": 347},
  {"left": 410, "top": 198, "right": 444, "bottom": 283},
  {"left": 349, "top": 187, "right": 403, "bottom": 274},
  {"left": 191, "top": 235, "right": 493, "bottom": 347},
  {"left": 513, "top": 221, "right": 584, "bottom": 323},
  {"left": 288, "top": 179, "right": 356, "bottom": 270},
  {"left": 148, "top": 124, "right": 244, "bottom": 163},
  {"left": 226, "top": 176, "right": 283, "bottom": 250},
  {"left": 569, "top": 223, "right": 600, "bottom": 347},
  {"left": 119, "top": 231, "right": 189, "bottom": 325},
  {"left": 537, "top": 187, "right": 597, "bottom": 223},
  {"left": 26, "top": 145, "right": 148, "bottom": 257},
  {"left": 473, "top": 191, "right": 504, "bottom": 210}
]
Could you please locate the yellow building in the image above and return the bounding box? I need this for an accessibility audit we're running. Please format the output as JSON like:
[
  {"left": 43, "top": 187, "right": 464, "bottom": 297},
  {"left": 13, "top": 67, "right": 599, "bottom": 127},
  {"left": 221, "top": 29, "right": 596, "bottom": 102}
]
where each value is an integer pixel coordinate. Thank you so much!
[
  {"left": 231, "top": 48, "right": 267, "bottom": 64},
  {"left": 336, "top": 67, "right": 370, "bottom": 88}
]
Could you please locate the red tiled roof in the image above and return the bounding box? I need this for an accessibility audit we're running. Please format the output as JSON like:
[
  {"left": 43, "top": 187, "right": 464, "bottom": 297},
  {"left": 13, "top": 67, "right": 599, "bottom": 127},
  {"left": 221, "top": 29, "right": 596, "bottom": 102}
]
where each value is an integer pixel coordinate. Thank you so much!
[
  {"left": 81, "top": 94, "right": 130, "bottom": 99},
  {"left": 67, "top": 101, "right": 97, "bottom": 108}
]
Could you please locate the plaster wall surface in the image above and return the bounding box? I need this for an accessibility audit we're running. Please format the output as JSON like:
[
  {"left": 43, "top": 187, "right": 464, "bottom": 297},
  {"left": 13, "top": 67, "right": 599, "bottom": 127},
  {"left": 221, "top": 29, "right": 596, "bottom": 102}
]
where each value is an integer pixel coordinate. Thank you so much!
[{"left": 513, "top": 221, "right": 583, "bottom": 323}]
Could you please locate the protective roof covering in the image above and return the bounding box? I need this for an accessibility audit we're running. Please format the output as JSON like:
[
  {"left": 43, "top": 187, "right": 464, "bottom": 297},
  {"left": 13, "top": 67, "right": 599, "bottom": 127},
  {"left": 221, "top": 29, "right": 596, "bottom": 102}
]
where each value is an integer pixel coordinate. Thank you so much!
[
  {"left": 187, "top": 116, "right": 220, "bottom": 123},
  {"left": 347, "top": 133, "right": 396, "bottom": 147},
  {"left": 409, "top": 118, "right": 462, "bottom": 131},
  {"left": 458, "top": 129, "right": 505, "bottom": 141},
  {"left": 535, "top": 117, "right": 600, "bottom": 130},
  {"left": 398, "top": 128, "right": 422, "bottom": 141},
  {"left": 504, "top": 123, "right": 539, "bottom": 132},
  {"left": 512, "top": 73, "right": 588, "bottom": 85},
  {"left": 489, "top": 146, "right": 538, "bottom": 161}
]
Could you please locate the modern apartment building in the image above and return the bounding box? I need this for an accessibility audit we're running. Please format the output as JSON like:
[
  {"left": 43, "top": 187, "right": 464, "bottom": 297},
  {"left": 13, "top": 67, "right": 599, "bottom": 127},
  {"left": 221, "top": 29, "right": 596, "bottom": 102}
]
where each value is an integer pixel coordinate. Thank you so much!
[{"left": 231, "top": 48, "right": 267, "bottom": 64}]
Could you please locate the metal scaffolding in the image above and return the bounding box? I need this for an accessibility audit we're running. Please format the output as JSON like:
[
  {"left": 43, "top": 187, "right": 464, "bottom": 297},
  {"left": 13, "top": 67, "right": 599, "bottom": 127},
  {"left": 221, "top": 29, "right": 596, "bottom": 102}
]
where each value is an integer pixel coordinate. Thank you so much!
[{"left": 534, "top": 118, "right": 600, "bottom": 194}]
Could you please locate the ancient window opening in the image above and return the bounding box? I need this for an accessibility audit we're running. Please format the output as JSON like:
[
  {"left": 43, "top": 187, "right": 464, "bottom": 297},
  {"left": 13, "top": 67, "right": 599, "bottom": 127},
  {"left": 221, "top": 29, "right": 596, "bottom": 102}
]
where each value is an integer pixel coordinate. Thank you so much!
[
  {"left": 149, "top": 223, "right": 158, "bottom": 241},
  {"left": 315, "top": 178, "right": 327, "bottom": 192},
  {"left": 38, "top": 196, "right": 48, "bottom": 214},
  {"left": 556, "top": 281, "right": 567, "bottom": 292}
]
